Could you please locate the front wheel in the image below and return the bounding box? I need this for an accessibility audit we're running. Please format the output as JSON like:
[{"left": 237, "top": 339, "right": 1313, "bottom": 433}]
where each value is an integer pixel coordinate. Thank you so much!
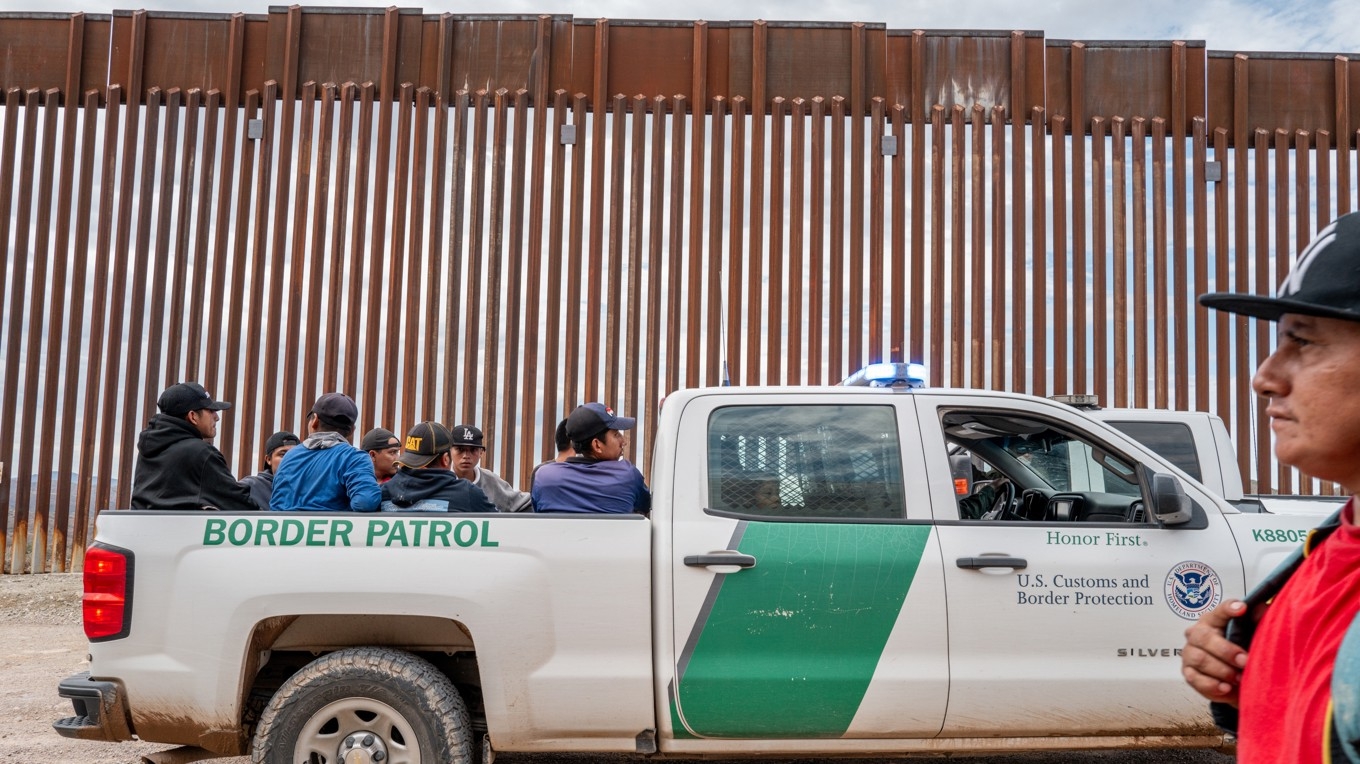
[{"left": 251, "top": 646, "right": 474, "bottom": 764}]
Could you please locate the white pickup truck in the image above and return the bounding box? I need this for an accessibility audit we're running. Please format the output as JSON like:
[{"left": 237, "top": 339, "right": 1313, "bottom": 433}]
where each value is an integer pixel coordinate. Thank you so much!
[
  {"left": 1080, "top": 405, "right": 1347, "bottom": 515},
  {"left": 55, "top": 376, "right": 1334, "bottom": 762}
]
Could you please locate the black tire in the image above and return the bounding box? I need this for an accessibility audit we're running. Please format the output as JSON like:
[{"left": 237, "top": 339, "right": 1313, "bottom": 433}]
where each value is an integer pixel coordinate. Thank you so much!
[{"left": 251, "top": 646, "right": 474, "bottom": 764}]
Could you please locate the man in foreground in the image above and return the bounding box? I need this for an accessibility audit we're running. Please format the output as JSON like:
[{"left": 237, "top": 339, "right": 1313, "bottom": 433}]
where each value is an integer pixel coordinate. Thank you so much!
[
  {"left": 1182, "top": 212, "right": 1360, "bottom": 763},
  {"left": 531, "top": 402, "right": 650, "bottom": 515},
  {"left": 132, "top": 382, "right": 258, "bottom": 511}
]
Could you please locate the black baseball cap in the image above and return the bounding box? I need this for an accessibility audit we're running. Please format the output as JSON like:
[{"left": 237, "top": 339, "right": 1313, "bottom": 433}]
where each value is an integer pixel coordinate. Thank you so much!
[
  {"left": 264, "top": 431, "right": 299, "bottom": 457},
  {"left": 1200, "top": 211, "right": 1360, "bottom": 323},
  {"left": 360, "top": 427, "right": 400, "bottom": 452},
  {"left": 310, "top": 392, "right": 358, "bottom": 429},
  {"left": 450, "top": 424, "right": 485, "bottom": 449},
  {"left": 399, "top": 421, "right": 454, "bottom": 468},
  {"left": 566, "top": 402, "right": 637, "bottom": 443},
  {"left": 158, "top": 382, "right": 231, "bottom": 417}
]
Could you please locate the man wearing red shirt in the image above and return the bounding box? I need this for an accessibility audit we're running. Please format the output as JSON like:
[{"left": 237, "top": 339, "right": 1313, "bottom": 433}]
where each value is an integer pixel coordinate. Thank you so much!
[{"left": 1183, "top": 211, "right": 1360, "bottom": 763}]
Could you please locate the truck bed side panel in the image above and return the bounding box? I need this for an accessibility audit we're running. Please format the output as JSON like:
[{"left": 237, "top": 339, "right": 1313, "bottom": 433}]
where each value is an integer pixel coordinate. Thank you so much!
[{"left": 87, "top": 511, "right": 654, "bottom": 752}]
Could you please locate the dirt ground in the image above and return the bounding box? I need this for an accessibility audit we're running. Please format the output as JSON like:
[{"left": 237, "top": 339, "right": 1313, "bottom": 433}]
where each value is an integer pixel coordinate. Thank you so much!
[
  {"left": 0, "top": 572, "right": 246, "bottom": 764},
  {"left": 1, "top": 573, "right": 1234, "bottom": 764}
]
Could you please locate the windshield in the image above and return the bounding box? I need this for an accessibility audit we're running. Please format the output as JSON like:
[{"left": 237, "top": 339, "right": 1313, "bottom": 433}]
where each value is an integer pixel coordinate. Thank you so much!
[{"left": 943, "top": 412, "right": 1141, "bottom": 497}]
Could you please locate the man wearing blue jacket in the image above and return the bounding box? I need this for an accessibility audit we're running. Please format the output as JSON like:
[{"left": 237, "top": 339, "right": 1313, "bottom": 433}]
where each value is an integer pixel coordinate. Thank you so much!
[{"left": 270, "top": 392, "right": 381, "bottom": 512}]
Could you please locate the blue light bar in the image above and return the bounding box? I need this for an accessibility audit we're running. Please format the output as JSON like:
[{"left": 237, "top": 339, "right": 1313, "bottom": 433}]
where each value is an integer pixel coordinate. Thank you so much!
[{"left": 840, "top": 362, "right": 929, "bottom": 389}]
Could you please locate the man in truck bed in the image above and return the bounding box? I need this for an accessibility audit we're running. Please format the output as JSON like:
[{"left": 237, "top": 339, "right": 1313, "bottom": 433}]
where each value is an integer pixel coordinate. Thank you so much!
[
  {"left": 131, "top": 381, "right": 258, "bottom": 512},
  {"left": 532, "top": 402, "right": 650, "bottom": 515},
  {"left": 380, "top": 421, "right": 496, "bottom": 513},
  {"left": 238, "top": 430, "right": 299, "bottom": 509},
  {"left": 450, "top": 423, "right": 532, "bottom": 512},
  {"left": 270, "top": 392, "right": 380, "bottom": 512}
]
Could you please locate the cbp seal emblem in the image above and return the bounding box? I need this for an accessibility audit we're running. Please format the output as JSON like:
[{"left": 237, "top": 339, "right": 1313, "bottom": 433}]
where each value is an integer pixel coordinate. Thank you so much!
[{"left": 1164, "top": 561, "right": 1222, "bottom": 620}]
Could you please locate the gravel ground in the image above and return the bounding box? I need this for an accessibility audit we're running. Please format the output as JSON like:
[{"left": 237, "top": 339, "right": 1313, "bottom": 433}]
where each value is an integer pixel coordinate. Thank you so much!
[
  {"left": 0, "top": 573, "right": 1235, "bottom": 764},
  {"left": 0, "top": 572, "right": 223, "bottom": 764}
]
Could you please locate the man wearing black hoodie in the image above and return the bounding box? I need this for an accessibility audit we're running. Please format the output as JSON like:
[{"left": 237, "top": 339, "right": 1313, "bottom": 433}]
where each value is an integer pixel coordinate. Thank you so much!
[
  {"left": 380, "top": 421, "right": 496, "bottom": 513},
  {"left": 131, "top": 382, "right": 259, "bottom": 511}
]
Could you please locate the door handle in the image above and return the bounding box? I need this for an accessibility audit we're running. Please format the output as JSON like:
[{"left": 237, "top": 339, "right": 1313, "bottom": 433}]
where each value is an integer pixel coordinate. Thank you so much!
[
  {"left": 956, "top": 556, "right": 1028, "bottom": 570},
  {"left": 684, "top": 553, "right": 757, "bottom": 569}
]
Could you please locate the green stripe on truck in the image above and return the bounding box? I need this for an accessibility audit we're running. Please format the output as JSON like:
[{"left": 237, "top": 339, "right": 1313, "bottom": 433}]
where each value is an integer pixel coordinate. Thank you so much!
[{"left": 675, "top": 522, "right": 931, "bottom": 737}]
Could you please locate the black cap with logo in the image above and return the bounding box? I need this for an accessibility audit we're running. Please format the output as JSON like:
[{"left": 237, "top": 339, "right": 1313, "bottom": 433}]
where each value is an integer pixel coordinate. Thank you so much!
[
  {"left": 399, "top": 421, "right": 454, "bottom": 468},
  {"left": 449, "top": 424, "right": 485, "bottom": 449},
  {"left": 158, "top": 382, "right": 231, "bottom": 417},
  {"left": 566, "top": 402, "right": 637, "bottom": 443}
]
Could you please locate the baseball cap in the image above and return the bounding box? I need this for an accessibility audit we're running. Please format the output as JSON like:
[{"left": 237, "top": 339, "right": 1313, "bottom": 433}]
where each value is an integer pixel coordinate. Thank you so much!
[
  {"left": 566, "top": 402, "right": 637, "bottom": 443},
  {"left": 399, "top": 421, "right": 454, "bottom": 468},
  {"left": 1200, "top": 211, "right": 1360, "bottom": 323},
  {"left": 158, "top": 382, "right": 231, "bottom": 417},
  {"left": 360, "top": 427, "right": 400, "bottom": 452},
  {"left": 450, "top": 424, "right": 485, "bottom": 449},
  {"left": 264, "top": 431, "right": 300, "bottom": 457},
  {"left": 310, "top": 392, "right": 358, "bottom": 429}
]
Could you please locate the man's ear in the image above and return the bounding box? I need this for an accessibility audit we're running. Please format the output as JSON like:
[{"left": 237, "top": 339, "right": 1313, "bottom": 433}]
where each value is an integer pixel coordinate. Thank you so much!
[{"left": 440, "top": 452, "right": 453, "bottom": 469}]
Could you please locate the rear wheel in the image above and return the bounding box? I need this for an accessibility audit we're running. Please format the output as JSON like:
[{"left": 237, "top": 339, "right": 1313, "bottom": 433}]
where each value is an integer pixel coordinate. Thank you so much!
[{"left": 251, "top": 646, "right": 473, "bottom": 764}]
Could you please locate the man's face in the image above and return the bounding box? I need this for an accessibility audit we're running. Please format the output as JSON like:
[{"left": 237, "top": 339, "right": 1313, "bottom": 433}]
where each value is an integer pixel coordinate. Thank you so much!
[
  {"left": 453, "top": 445, "right": 483, "bottom": 480},
  {"left": 267, "top": 444, "right": 294, "bottom": 473},
  {"left": 592, "top": 429, "right": 627, "bottom": 461},
  {"left": 1252, "top": 313, "right": 1360, "bottom": 492},
  {"left": 754, "top": 481, "right": 781, "bottom": 510},
  {"left": 370, "top": 445, "right": 401, "bottom": 480},
  {"left": 186, "top": 408, "right": 219, "bottom": 439}
]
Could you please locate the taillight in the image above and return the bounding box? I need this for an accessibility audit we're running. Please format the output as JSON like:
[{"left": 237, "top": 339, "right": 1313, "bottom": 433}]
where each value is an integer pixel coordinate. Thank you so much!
[{"left": 84, "top": 544, "right": 133, "bottom": 641}]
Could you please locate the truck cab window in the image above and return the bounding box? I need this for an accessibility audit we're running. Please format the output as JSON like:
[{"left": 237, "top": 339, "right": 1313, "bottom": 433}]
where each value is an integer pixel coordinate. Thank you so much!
[
  {"left": 707, "top": 405, "right": 906, "bottom": 520},
  {"left": 1102, "top": 420, "right": 1203, "bottom": 482},
  {"left": 942, "top": 410, "right": 1148, "bottom": 523}
]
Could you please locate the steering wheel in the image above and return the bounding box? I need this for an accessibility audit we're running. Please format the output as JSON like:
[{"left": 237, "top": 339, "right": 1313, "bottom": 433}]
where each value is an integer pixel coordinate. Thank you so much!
[
  {"left": 983, "top": 479, "right": 1016, "bottom": 520},
  {"left": 1017, "top": 488, "right": 1046, "bottom": 521}
]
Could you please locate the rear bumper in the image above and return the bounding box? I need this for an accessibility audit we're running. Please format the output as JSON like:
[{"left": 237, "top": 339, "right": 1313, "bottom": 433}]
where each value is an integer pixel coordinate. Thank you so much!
[{"left": 53, "top": 672, "right": 135, "bottom": 742}]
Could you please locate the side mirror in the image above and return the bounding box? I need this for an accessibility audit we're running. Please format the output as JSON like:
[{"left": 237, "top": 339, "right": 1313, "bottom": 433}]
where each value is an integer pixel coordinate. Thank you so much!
[{"left": 1138, "top": 466, "right": 1192, "bottom": 525}]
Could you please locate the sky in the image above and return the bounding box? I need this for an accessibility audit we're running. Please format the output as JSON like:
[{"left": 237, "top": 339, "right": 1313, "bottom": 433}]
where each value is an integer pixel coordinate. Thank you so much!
[{"left": 4, "top": 0, "right": 1359, "bottom": 55}]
